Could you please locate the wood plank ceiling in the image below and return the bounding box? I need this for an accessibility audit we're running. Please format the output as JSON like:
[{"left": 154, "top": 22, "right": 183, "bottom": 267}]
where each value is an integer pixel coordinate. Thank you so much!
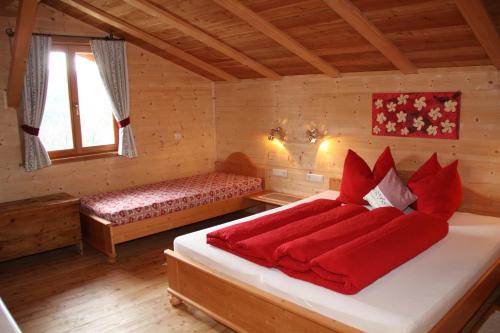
[{"left": 33, "top": 0, "right": 500, "bottom": 81}]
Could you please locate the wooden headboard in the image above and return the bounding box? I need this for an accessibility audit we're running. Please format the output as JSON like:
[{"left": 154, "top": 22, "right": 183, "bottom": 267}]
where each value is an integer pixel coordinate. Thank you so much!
[
  {"left": 215, "top": 152, "right": 266, "bottom": 184},
  {"left": 329, "top": 170, "right": 500, "bottom": 217}
]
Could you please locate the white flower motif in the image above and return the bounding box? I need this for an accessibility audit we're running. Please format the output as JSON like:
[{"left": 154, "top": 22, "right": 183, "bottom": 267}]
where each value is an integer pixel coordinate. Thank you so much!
[
  {"left": 386, "top": 102, "right": 397, "bottom": 112},
  {"left": 444, "top": 100, "right": 457, "bottom": 112},
  {"left": 400, "top": 127, "right": 409, "bottom": 136},
  {"left": 413, "top": 96, "right": 427, "bottom": 111},
  {"left": 426, "top": 125, "right": 438, "bottom": 136},
  {"left": 386, "top": 121, "right": 396, "bottom": 133},
  {"left": 374, "top": 99, "right": 383, "bottom": 109},
  {"left": 441, "top": 119, "right": 456, "bottom": 133},
  {"left": 428, "top": 107, "right": 442, "bottom": 121},
  {"left": 396, "top": 111, "right": 407, "bottom": 123},
  {"left": 397, "top": 94, "right": 409, "bottom": 105},
  {"left": 413, "top": 116, "right": 425, "bottom": 131},
  {"left": 376, "top": 112, "right": 387, "bottom": 124},
  {"left": 373, "top": 125, "right": 381, "bottom": 134}
]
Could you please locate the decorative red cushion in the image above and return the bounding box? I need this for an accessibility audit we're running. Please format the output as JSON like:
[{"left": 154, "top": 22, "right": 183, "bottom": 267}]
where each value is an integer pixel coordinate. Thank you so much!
[
  {"left": 409, "top": 152, "right": 441, "bottom": 183},
  {"left": 338, "top": 147, "right": 395, "bottom": 205},
  {"left": 408, "top": 156, "right": 462, "bottom": 220}
]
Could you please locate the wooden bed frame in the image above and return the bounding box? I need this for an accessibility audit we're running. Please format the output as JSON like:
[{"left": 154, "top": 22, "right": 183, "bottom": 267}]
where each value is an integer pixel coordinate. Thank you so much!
[
  {"left": 165, "top": 171, "right": 500, "bottom": 333},
  {"left": 80, "top": 152, "right": 265, "bottom": 263}
]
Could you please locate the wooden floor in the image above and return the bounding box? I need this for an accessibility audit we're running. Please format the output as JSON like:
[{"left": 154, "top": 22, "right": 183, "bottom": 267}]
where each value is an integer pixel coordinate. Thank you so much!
[
  {"left": 0, "top": 209, "right": 263, "bottom": 333},
  {"left": 1, "top": 204, "right": 498, "bottom": 333}
]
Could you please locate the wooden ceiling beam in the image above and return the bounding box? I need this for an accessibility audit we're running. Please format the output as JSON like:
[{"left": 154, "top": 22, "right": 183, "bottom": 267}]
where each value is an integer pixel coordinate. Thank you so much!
[
  {"left": 124, "top": 0, "right": 281, "bottom": 80},
  {"left": 6, "top": 0, "right": 39, "bottom": 107},
  {"left": 322, "top": 0, "right": 417, "bottom": 74},
  {"left": 58, "top": 0, "right": 238, "bottom": 81},
  {"left": 454, "top": 0, "right": 500, "bottom": 68},
  {"left": 211, "top": 0, "right": 340, "bottom": 77}
]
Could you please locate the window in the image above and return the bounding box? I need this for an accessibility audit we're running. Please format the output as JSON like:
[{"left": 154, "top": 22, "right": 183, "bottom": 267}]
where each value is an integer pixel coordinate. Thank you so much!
[{"left": 39, "top": 42, "right": 118, "bottom": 159}]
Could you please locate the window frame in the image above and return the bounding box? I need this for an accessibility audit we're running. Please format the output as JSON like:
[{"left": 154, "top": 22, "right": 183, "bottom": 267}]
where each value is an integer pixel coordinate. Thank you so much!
[{"left": 44, "top": 39, "right": 118, "bottom": 160}]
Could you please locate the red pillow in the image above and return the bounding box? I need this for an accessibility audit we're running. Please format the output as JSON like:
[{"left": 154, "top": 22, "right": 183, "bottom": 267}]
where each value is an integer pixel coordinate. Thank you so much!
[
  {"left": 409, "top": 152, "right": 441, "bottom": 182},
  {"left": 408, "top": 155, "right": 462, "bottom": 220},
  {"left": 338, "top": 147, "right": 395, "bottom": 205}
]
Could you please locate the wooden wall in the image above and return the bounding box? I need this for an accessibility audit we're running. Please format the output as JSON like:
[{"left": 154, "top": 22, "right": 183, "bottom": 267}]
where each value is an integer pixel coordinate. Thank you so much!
[
  {"left": 0, "top": 5, "right": 215, "bottom": 202},
  {"left": 215, "top": 67, "right": 500, "bottom": 212},
  {"left": 2, "top": 5, "right": 499, "bottom": 214}
]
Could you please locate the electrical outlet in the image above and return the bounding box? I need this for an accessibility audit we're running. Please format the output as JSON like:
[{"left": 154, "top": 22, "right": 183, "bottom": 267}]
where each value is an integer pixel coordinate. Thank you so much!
[
  {"left": 272, "top": 168, "right": 288, "bottom": 177},
  {"left": 306, "top": 173, "right": 324, "bottom": 183}
]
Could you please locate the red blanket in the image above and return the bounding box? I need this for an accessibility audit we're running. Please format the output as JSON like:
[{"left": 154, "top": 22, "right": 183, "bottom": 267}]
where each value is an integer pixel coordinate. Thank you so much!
[
  {"left": 307, "top": 211, "right": 448, "bottom": 294},
  {"left": 207, "top": 199, "right": 341, "bottom": 254},
  {"left": 207, "top": 201, "right": 448, "bottom": 294},
  {"left": 274, "top": 207, "right": 403, "bottom": 272},
  {"left": 233, "top": 204, "right": 367, "bottom": 266}
]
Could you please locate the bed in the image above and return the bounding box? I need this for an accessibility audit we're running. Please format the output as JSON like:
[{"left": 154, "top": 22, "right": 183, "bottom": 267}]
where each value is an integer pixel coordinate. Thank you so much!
[
  {"left": 166, "top": 184, "right": 500, "bottom": 332},
  {"left": 80, "top": 152, "right": 265, "bottom": 263}
]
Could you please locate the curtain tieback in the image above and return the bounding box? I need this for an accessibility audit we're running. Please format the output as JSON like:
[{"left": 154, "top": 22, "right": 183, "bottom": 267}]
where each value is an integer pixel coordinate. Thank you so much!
[
  {"left": 118, "top": 117, "right": 130, "bottom": 128},
  {"left": 21, "top": 124, "right": 40, "bottom": 136}
]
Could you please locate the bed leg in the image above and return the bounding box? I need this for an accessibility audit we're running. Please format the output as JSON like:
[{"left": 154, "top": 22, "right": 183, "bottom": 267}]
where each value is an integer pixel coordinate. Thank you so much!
[
  {"left": 76, "top": 240, "right": 84, "bottom": 255},
  {"left": 81, "top": 213, "right": 117, "bottom": 263},
  {"left": 169, "top": 293, "right": 183, "bottom": 307},
  {"left": 106, "top": 254, "right": 117, "bottom": 264}
]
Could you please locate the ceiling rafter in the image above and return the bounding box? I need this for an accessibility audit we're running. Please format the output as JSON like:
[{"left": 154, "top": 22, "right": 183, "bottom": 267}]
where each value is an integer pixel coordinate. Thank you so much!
[
  {"left": 211, "top": 0, "right": 340, "bottom": 77},
  {"left": 124, "top": 0, "right": 281, "bottom": 80},
  {"left": 322, "top": 0, "right": 417, "bottom": 74},
  {"left": 454, "top": 0, "right": 500, "bottom": 68},
  {"left": 56, "top": 0, "right": 239, "bottom": 82},
  {"left": 7, "top": 0, "right": 39, "bottom": 107}
]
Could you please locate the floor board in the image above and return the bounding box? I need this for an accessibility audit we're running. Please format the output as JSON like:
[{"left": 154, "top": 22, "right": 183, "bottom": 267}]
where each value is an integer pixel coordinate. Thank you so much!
[{"left": 0, "top": 209, "right": 261, "bottom": 333}]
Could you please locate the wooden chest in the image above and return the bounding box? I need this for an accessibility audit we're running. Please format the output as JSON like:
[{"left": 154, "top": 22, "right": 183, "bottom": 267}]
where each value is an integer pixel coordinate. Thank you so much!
[{"left": 0, "top": 193, "right": 81, "bottom": 262}]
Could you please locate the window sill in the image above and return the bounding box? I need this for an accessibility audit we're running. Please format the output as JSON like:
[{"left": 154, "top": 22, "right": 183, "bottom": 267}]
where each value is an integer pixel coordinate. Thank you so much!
[{"left": 50, "top": 151, "right": 118, "bottom": 164}]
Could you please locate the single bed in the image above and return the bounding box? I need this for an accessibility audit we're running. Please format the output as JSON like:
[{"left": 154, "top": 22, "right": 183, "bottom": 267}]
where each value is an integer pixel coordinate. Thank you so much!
[
  {"left": 166, "top": 189, "right": 500, "bottom": 332},
  {"left": 80, "top": 152, "right": 265, "bottom": 263}
]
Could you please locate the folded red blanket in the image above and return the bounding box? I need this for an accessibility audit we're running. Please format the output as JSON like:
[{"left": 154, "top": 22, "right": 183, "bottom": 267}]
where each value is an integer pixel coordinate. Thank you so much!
[
  {"left": 274, "top": 206, "right": 403, "bottom": 272},
  {"left": 208, "top": 196, "right": 448, "bottom": 295},
  {"left": 305, "top": 211, "right": 448, "bottom": 294},
  {"left": 207, "top": 199, "right": 341, "bottom": 254},
  {"left": 234, "top": 204, "right": 367, "bottom": 266}
]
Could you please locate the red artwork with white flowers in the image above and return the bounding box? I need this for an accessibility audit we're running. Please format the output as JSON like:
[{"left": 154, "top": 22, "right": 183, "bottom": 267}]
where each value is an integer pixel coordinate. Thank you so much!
[{"left": 372, "top": 91, "right": 460, "bottom": 139}]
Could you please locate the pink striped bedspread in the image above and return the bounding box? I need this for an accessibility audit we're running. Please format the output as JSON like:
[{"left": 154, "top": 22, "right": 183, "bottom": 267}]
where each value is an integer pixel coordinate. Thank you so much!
[{"left": 80, "top": 172, "right": 263, "bottom": 226}]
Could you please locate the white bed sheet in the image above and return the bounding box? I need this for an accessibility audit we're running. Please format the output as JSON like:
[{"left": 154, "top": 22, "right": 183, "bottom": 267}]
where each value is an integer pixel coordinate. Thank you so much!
[{"left": 173, "top": 190, "right": 500, "bottom": 333}]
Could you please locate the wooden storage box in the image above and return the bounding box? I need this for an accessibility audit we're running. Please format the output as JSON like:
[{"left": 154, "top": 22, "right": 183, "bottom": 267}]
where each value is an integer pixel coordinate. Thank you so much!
[{"left": 0, "top": 193, "right": 81, "bottom": 262}]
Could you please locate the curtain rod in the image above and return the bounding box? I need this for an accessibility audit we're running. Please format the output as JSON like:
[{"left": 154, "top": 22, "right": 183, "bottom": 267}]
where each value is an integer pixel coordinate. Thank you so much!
[{"left": 4, "top": 28, "right": 124, "bottom": 41}]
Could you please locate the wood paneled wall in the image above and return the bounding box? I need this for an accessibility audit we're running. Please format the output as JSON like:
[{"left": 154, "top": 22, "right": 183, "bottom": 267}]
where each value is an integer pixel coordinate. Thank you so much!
[
  {"left": 2, "top": 4, "right": 499, "bottom": 214},
  {"left": 0, "top": 5, "right": 215, "bottom": 202},
  {"left": 215, "top": 67, "right": 500, "bottom": 211}
]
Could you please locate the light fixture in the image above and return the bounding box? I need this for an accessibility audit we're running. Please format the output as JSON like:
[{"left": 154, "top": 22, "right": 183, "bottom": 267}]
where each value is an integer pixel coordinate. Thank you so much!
[
  {"left": 306, "top": 128, "right": 323, "bottom": 144},
  {"left": 268, "top": 127, "right": 285, "bottom": 141}
]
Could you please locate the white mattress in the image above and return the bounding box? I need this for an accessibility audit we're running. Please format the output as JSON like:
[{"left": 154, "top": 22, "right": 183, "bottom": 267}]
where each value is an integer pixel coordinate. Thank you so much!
[{"left": 173, "top": 191, "right": 500, "bottom": 333}]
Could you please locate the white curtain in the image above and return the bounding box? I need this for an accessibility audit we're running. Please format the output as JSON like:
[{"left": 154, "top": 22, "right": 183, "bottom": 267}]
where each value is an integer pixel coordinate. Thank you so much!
[
  {"left": 22, "top": 35, "right": 52, "bottom": 171},
  {"left": 90, "top": 39, "right": 137, "bottom": 158}
]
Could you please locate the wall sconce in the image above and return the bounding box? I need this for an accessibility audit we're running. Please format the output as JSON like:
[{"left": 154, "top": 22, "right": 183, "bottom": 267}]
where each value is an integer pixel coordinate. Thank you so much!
[
  {"left": 268, "top": 127, "right": 286, "bottom": 141},
  {"left": 306, "top": 128, "right": 323, "bottom": 144}
]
